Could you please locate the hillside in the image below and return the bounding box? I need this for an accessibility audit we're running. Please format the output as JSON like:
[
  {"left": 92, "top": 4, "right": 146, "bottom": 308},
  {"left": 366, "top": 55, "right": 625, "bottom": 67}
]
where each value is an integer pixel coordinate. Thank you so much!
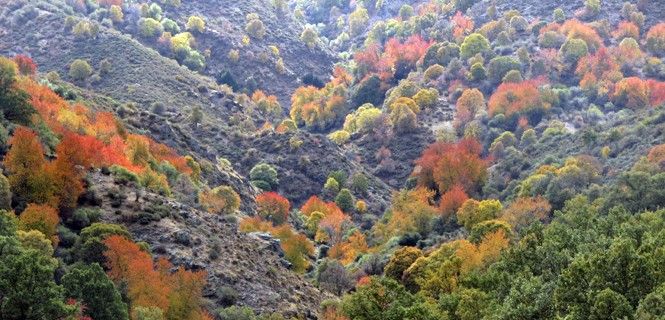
[{"left": 0, "top": 0, "right": 665, "bottom": 319}]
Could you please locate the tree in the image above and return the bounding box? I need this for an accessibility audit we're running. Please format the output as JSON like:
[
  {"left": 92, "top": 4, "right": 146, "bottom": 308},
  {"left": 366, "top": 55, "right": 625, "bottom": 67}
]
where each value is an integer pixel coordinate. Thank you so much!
[
  {"left": 487, "top": 56, "right": 521, "bottom": 84},
  {"left": 13, "top": 55, "right": 36, "bottom": 76},
  {"left": 349, "top": 7, "right": 369, "bottom": 36},
  {"left": 62, "top": 263, "right": 129, "bottom": 320},
  {"left": 500, "top": 196, "right": 551, "bottom": 231},
  {"left": 245, "top": 18, "right": 266, "bottom": 39},
  {"left": 256, "top": 192, "right": 290, "bottom": 225},
  {"left": 0, "top": 171, "right": 12, "bottom": 210},
  {"left": 138, "top": 18, "right": 163, "bottom": 38},
  {"left": 612, "top": 77, "right": 650, "bottom": 109},
  {"left": 0, "top": 57, "right": 34, "bottom": 125},
  {"left": 0, "top": 242, "right": 72, "bottom": 319},
  {"left": 76, "top": 222, "right": 131, "bottom": 265},
  {"left": 199, "top": 186, "right": 241, "bottom": 214},
  {"left": 69, "top": 59, "right": 93, "bottom": 81},
  {"left": 455, "top": 88, "right": 485, "bottom": 126},
  {"left": 335, "top": 188, "right": 355, "bottom": 213},
  {"left": 414, "top": 139, "right": 487, "bottom": 195},
  {"left": 18, "top": 204, "right": 59, "bottom": 246},
  {"left": 317, "top": 259, "right": 353, "bottom": 295},
  {"left": 4, "top": 127, "right": 54, "bottom": 205},
  {"left": 301, "top": 26, "right": 318, "bottom": 49},
  {"left": 646, "top": 23, "right": 665, "bottom": 55},
  {"left": 460, "top": 33, "right": 490, "bottom": 59},
  {"left": 439, "top": 185, "right": 469, "bottom": 219},
  {"left": 384, "top": 246, "right": 423, "bottom": 281},
  {"left": 185, "top": 16, "right": 205, "bottom": 33},
  {"left": 250, "top": 163, "right": 279, "bottom": 191},
  {"left": 488, "top": 79, "right": 545, "bottom": 120},
  {"left": 456, "top": 199, "right": 502, "bottom": 230},
  {"left": 103, "top": 235, "right": 170, "bottom": 312},
  {"left": 560, "top": 38, "right": 588, "bottom": 64}
]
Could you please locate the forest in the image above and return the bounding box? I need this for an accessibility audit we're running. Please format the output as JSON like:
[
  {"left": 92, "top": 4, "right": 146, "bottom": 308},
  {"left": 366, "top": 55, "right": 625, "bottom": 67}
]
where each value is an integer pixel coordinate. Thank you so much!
[{"left": 0, "top": 0, "right": 664, "bottom": 319}]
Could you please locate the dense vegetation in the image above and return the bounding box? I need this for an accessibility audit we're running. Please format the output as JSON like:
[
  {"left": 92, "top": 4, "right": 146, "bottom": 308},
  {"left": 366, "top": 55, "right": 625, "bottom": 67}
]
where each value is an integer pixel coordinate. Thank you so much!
[{"left": 1, "top": 0, "right": 665, "bottom": 319}]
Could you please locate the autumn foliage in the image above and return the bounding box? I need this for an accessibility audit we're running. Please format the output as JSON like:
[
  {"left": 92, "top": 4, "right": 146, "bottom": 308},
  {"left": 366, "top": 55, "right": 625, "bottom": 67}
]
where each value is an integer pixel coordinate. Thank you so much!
[
  {"left": 13, "top": 55, "right": 36, "bottom": 76},
  {"left": 487, "top": 79, "right": 546, "bottom": 118},
  {"left": 256, "top": 192, "right": 290, "bottom": 225},
  {"left": 103, "top": 235, "right": 208, "bottom": 319},
  {"left": 414, "top": 139, "right": 488, "bottom": 196},
  {"left": 19, "top": 203, "right": 60, "bottom": 246},
  {"left": 560, "top": 19, "right": 603, "bottom": 51}
]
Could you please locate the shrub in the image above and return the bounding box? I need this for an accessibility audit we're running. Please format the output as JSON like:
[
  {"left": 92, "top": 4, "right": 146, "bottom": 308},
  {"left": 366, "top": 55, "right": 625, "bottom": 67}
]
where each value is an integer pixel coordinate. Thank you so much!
[
  {"left": 413, "top": 88, "right": 439, "bottom": 109},
  {"left": 398, "top": 4, "right": 414, "bottom": 20},
  {"left": 560, "top": 19, "right": 603, "bottom": 51},
  {"left": 539, "top": 31, "right": 566, "bottom": 49},
  {"left": 502, "top": 69, "right": 523, "bottom": 83},
  {"left": 328, "top": 130, "right": 350, "bottom": 145},
  {"left": 137, "top": 18, "right": 163, "bottom": 38},
  {"left": 553, "top": 8, "right": 566, "bottom": 23},
  {"left": 349, "top": 7, "right": 369, "bottom": 36},
  {"left": 646, "top": 23, "right": 665, "bottom": 56},
  {"left": 585, "top": 0, "right": 601, "bottom": 17},
  {"left": 109, "top": 5, "right": 123, "bottom": 23},
  {"left": 424, "top": 64, "right": 444, "bottom": 81},
  {"left": 469, "top": 62, "right": 487, "bottom": 81},
  {"left": 487, "top": 56, "right": 521, "bottom": 84},
  {"left": 161, "top": 18, "right": 180, "bottom": 34},
  {"left": 227, "top": 49, "right": 240, "bottom": 63},
  {"left": 245, "top": 18, "right": 266, "bottom": 39},
  {"left": 510, "top": 16, "right": 528, "bottom": 32},
  {"left": 613, "top": 21, "right": 639, "bottom": 40},
  {"left": 488, "top": 79, "right": 545, "bottom": 119},
  {"left": 185, "top": 16, "right": 205, "bottom": 33},
  {"left": 560, "top": 37, "right": 589, "bottom": 64},
  {"left": 455, "top": 88, "right": 486, "bottom": 126},
  {"left": 460, "top": 33, "right": 490, "bottom": 60},
  {"left": 199, "top": 186, "right": 241, "bottom": 214},
  {"left": 300, "top": 26, "right": 318, "bottom": 49},
  {"left": 612, "top": 77, "right": 650, "bottom": 109},
  {"left": 335, "top": 188, "right": 355, "bottom": 213},
  {"left": 390, "top": 102, "right": 418, "bottom": 133},
  {"left": 256, "top": 192, "right": 290, "bottom": 225},
  {"left": 250, "top": 163, "right": 278, "bottom": 190},
  {"left": 69, "top": 59, "right": 93, "bottom": 81}
]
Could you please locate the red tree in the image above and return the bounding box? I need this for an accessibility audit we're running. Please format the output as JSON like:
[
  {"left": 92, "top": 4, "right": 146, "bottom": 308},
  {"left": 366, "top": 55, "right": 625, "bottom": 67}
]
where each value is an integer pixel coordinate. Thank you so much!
[
  {"left": 256, "top": 192, "right": 290, "bottom": 225},
  {"left": 13, "top": 55, "right": 36, "bottom": 76}
]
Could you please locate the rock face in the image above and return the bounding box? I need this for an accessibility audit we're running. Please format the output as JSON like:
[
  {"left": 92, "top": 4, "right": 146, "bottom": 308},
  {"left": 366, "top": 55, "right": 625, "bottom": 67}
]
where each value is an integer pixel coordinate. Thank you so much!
[{"left": 85, "top": 171, "right": 331, "bottom": 318}]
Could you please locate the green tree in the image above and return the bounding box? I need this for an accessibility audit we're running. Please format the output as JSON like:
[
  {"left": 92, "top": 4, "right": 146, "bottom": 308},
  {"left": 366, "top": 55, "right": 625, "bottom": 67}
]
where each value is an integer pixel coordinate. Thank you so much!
[
  {"left": 335, "top": 188, "right": 354, "bottom": 213},
  {"left": 0, "top": 57, "right": 34, "bottom": 125},
  {"left": 69, "top": 59, "right": 93, "bottom": 82},
  {"left": 62, "top": 263, "right": 129, "bottom": 320},
  {"left": 0, "top": 241, "right": 72, "bottom": 319},
  {"left": 250, "top": 163, "right": 279, "bottom": 190},
  {"left": 460, "top": 33, "right": 490, "bottom": 60}
]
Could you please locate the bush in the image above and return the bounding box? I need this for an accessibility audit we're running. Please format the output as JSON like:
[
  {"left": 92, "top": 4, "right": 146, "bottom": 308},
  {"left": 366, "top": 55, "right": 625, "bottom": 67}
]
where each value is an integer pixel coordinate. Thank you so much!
[
  {"left": 350, "top": 173, "right": 369, "bottom": 195},
  {"left": 186, "top": 16, "right": 205, "bottom": 33},
  {"left": 328, "top": 130, "right": 350, "bottom": 145},
  {"left": 349, "top": 7, "right": 369, "bottom": 36},
  {"left": 250, "top": 163, "right": 279, "bottom": 190},
  {"left": 137, "top": 18, "right": 163, "bottom": 38},
  {"left": 300, "top": 26, "right": 318, "bottom": 49},
  {"left": 335, "top": 188, "right": 355, "bottom": 213},
  {"left": 161, "top": 18, "right": 180, "bottom": 34},
  {"left": 553, "top": 8, "right": 566, "bottom": 23},
  {"left": 424, "top": 64, "right": 444, "bottom": 81},
  {"left": 585, "top": 0, "right": 601, "bottom": 17},
  {"left": 199, "top": 186, "right": 241, "bottom": 214},
  {"left": 0, "top": 172, "right": 11, "bottom": 210},
  {"left": 502, "top": 69, "right": 523, "bottom": 83},
  {"left": 69, "top": 59, "right": 93, "bottom": 81},
  {"left": 469, "top": 62, "right": 487, "bottom": 81},
  {"left": 456, "top": 199, "right": 502, "bottom": 230},
  {"left": 487, "top": 56, "right": 521, "bottom": 84},
  {"left": 510, "top": 16, "right": 528, "bottom": 32},
  {"left": 646, "top": 23, "right": 665, "bottom": 56},
  {"left": 245, "top": 19, "right": 266, "bottom": 39},
  {"left": 413, "top": 88, "right": 439, "bottom": 109},
  {"left": 560, "top": 38, "right": 589, "bottom": 64},
  {"left": 460, "top": 33, "right": 490, "bottom": 60},
  {"left": 67, "top": 208, "right": 102, "bottom": 230},
  {"left": 539, "top": 31, "right": 565, "bottom": 49}
]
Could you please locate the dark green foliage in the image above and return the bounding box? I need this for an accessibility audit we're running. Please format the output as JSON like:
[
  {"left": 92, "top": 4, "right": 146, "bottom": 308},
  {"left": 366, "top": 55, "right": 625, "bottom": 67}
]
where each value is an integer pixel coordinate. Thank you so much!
[
  {"left": 67, "top": 208, "right": 102, "bottom": 230},
  {"left": 0, "top": 172, "right": 12, "bottom": 210},
  {"left": 350, "top": 173, "right": 369, "bottom": 195},
  {"left": 216, "top": 70, "right": 239, "bottom": 90},
  {"left": 62, "top": 263, "right": 129, "bottom": 320},
  {"left": 0, "top": 57, "right": 35, "bottom": 125},
  {"left": 302, "top": 73, "right": 325, "bottom": 88},
  {"left": 75, "top": 223, "right": 131, "bottom": 264},
  {"left": 352, "top": 75, "right": 384, "bottom": 107},
  {"left": 0, "top": 239, "right": 72, "bottom": 319},
  {"left": 488, "top": 56, "right": 521, "bottom": 84},
  {"left": 335, "top": 188, "right": 354, "bottom": 212},
  {"left": 250, "top": 163, "right": 279, "bottom": 191}
]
